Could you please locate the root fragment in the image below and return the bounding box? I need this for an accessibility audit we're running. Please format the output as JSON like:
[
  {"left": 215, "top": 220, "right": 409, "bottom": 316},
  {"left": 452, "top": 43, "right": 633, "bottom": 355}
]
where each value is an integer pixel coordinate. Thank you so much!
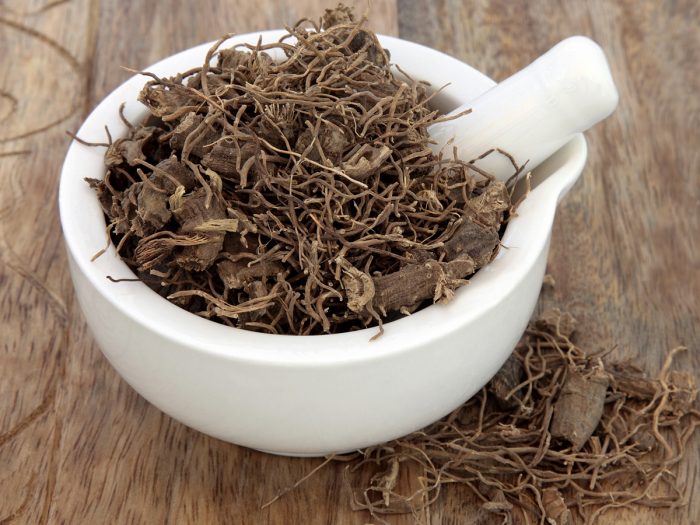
[{"left": 550, "top": 366, "right": 609, "bottom": 451}]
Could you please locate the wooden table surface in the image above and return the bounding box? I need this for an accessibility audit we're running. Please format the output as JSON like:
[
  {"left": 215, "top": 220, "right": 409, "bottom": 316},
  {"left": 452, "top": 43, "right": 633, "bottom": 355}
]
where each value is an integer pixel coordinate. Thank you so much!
[{"left": 1, "top": 0, "right": 697, "bottom": 523}]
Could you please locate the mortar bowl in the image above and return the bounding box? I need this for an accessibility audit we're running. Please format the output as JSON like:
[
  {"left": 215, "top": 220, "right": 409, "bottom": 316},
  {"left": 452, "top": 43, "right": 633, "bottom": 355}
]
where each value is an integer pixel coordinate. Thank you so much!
[{"left": 59, "top": 31, "right": 587, "bottom": 456}]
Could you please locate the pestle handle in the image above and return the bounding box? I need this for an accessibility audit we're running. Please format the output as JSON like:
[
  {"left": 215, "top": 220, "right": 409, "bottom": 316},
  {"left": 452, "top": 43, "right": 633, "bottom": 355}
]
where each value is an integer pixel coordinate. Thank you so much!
[{"left": 428, "top": 36, "right": 619, "bottom": 181}]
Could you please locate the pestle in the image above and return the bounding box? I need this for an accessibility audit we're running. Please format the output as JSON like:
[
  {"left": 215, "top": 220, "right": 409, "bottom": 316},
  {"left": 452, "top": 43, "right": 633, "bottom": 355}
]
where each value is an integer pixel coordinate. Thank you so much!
[{"left": 428, "top": 36, "right": 619, "bottom": 180}]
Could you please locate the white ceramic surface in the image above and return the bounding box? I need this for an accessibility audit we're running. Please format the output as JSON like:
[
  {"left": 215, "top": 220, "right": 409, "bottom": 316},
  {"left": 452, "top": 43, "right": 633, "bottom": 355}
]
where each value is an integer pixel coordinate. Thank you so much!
[
  {"left": 59, "top": 31, "right": 587, "bottom": 456},
  {"left": 429, "top": 36, "right": 616, "bottom": 180}
]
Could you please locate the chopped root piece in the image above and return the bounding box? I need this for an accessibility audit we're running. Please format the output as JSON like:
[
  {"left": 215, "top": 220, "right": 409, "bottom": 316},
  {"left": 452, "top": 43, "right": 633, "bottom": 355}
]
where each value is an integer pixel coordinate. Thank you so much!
[
  {"left": 542, "top": 488, "right": 572, "bottom": 525},
  {"left": 550, "top": 367, "right": 609, "bottom": 450},
  {"left": 372, "top": 258, "right": 474, "bottom": 314},
  {"left": 443, "top": 218, "right": 500, "bottom": 266},
  {"left": 488, "top": 355, "right": 523, "bottom": 410}
]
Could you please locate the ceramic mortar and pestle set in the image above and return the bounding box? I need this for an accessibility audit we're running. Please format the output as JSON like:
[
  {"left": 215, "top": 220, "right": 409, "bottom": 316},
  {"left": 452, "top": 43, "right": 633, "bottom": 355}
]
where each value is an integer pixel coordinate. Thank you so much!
[{"left": 60, "top": 32, "right": 617, "bottom": 456}]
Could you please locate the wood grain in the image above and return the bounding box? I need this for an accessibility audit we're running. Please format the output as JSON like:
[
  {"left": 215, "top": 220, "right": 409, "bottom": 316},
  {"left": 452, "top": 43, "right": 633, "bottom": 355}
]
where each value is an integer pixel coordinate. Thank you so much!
[{"left": 0, "top": 0, "right": 697, "bottom": 523}]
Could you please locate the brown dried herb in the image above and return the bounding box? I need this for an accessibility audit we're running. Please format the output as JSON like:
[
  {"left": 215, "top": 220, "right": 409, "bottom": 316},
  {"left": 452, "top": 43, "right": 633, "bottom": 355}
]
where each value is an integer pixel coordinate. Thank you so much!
[
  {"left": 322, "top": 310, "right": 699, "bottom": 524},
  {"left": 550, "top": 366, "right": 609, "bottom": 451},
  {"left": 86, "top": 5, "right": 520, "bottom": 335},
  {"left": 263, "top": 310, "right": 699, "bottom": 523}
]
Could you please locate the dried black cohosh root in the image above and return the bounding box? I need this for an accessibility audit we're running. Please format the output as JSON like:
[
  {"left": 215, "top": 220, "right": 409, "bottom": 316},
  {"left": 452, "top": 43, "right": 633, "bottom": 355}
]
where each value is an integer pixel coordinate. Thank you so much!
[
  {"left": 87, "top": 5, "right": 521, "bottom": 335},
  {"left": 325, "top": 310, "right": 699, "bottom": 524}
]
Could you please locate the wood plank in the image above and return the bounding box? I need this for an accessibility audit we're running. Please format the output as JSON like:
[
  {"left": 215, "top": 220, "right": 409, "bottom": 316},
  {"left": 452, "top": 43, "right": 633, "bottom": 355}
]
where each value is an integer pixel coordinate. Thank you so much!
[
  {"left": 0, "top": 0, "right": 697, "bottom": 523},
  {"left": 0, "top": 2, "right": 400, "bottom": 524}
]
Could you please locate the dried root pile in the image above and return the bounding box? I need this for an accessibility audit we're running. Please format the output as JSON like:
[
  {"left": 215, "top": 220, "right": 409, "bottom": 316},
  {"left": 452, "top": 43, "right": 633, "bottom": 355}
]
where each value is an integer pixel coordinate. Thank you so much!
[
  {"left": 86, "top": 5, "right": 517, "bottom": 335},
  {"left": 334, "top": 310, "right": 700, "bottom": 524}
]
